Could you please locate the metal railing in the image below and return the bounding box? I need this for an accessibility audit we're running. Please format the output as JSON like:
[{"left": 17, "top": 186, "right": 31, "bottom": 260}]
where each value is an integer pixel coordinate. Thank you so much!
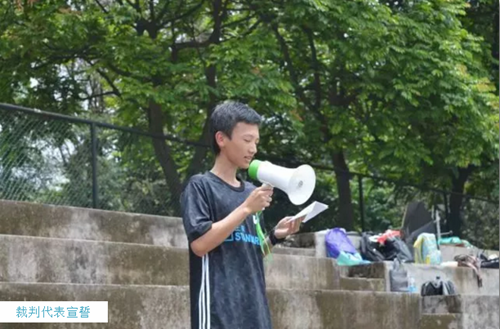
[{"left": 0, "top": 103, "right": 498, "bottom": 249}]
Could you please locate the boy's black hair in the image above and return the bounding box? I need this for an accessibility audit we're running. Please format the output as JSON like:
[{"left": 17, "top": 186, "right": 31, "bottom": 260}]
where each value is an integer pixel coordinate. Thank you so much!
[{"left": 209, "top": 101, "right": 261, "bottom": 155}]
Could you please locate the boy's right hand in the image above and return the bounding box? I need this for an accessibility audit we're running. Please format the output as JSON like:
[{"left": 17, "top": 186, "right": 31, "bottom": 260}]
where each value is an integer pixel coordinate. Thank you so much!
[{"left": 243, "top": 185, "right": 274, "bottom": 214}]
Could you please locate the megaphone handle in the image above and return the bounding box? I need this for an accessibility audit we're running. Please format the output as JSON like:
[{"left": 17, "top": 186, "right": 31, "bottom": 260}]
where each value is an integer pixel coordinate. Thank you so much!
[{"left": 260, "top": 183, "right": 273, "bottom": 211}]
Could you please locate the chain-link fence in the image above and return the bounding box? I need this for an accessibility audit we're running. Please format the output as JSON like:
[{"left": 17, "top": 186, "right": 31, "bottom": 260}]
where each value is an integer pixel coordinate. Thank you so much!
[
  {"left": 1, "top": 103, "right": 498, "bottom": 249},
  {"left": 0, "top": 103, "right": 214, "bottom": 217},
  {"left": 0, "top": 108, "right": 93, "bottom": 207}
]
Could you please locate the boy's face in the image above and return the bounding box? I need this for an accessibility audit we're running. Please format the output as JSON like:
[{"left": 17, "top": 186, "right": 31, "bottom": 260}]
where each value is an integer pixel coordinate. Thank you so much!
[{"left": 217, "top": 122, "right": 259, "bottom": 169}]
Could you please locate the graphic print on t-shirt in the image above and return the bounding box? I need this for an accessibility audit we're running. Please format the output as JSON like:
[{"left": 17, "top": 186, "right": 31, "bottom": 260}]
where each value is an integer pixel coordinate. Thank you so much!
[{"left": 224, "top": 215, "right": 260, "bottom": 246}]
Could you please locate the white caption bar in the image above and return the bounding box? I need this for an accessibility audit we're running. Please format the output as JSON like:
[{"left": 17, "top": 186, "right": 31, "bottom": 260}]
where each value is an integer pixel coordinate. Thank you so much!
[{"left": 0, "top": 301, "right": 108, "bottom": 323}]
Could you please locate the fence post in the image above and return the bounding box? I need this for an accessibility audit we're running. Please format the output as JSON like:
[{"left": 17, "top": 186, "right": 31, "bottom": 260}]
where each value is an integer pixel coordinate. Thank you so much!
[
  {"left": 358, "top": 175, "right": 365, "bottom": 232},
  {"left": 90, "top": 123, "right": 98, "bottom": 208},
  {"left": 442, "top": 192, "right": 449, "bottom": 232}
]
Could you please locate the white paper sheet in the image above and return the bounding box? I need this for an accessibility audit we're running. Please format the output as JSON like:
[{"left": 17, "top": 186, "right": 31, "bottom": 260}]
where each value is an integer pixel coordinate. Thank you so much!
[{"left": 287, "top": 201, "right": 329, "bottom": 223}]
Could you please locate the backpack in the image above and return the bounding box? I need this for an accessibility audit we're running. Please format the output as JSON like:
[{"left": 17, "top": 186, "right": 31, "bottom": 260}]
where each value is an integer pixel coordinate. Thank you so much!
[
  {"left": 381, "top": 236, "right": 414, "bottom": 263},
  {"left": 360, "top": 232, "right": 385, "bottom": 262},
  {"left": 479, "top": 251, "right": 499, "bottom": 269},
  {"left": 421, "top": 276, "right": 457, "bottom": 296},
  {"left": 414, "top": 233, "right": 442, "bottom": 265},
  {"left": 481, "top": 258, "right": 499, "bottom": 269}
]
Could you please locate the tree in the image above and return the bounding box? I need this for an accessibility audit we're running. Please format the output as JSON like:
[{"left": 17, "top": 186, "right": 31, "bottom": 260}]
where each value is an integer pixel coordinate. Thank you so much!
[
  {"left": 461, "top": 0, "right": 499, "bottom": 90},
  {"left": 0, "top": 0, "right": 295, "bottom": 215},
  {"left": 246, "top": 0, "right": 497, "bottom": 232},
  {"left": 0, "top": 0, "right": 497, "bottom": 240}
]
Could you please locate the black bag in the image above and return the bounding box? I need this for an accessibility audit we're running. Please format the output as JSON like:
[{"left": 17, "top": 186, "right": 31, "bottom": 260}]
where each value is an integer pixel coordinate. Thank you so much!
[
  {"left": 381, "top": 236, "right": 414, "bottom": 263},
  {"left": 389, "top": 258, "right": 409, "bottom": 292},
  {"left": 481, "top": 258, "right": 499, "bottom": 269},
  {"left": 479, "top": 252, "right": 499, "bottom": 269},
  {"left": 360, "top": 233, "right": 385, "bottom": 262},
  {"left": 421, "top": 276, "right": 457, "bottom": 296}
]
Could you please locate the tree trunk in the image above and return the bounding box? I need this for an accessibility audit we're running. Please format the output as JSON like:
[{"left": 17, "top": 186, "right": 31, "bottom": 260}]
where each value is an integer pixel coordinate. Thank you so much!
[
  {"left": 449, "top": 165, "right": 474, "bottom": 237},
  {"left": 183, "top": 0, "right": 222, "bottom": 182},
  {"left": 185, "top": 64, "right": 218, "bottom": 181},
  {"left": 331, "top": 150, "right": 355, "bottom": 231},
  {"left": 147, "top": 100, "right": 183, "bottom": 216}
]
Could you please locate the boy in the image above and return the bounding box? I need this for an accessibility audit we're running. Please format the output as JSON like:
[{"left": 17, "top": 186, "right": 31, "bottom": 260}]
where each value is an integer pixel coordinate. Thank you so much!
[{"left": 181, "top": 101, "right": 303, "bottom": 329}]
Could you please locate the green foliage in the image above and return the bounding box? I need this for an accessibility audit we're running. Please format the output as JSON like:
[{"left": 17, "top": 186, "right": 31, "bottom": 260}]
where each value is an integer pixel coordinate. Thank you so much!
[{"left": 0, "top": 0, "right": 497, "bottom": 246}]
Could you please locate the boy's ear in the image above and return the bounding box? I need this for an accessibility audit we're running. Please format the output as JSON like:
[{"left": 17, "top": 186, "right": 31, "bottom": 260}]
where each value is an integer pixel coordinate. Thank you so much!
[{"left": 215, "top": 131, "right": 226, "bottom": 148}]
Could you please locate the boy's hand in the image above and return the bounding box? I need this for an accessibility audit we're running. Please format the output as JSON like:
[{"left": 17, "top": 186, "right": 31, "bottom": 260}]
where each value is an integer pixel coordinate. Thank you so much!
[
  {"left": 274, "top": 216, "right": 304, "bottom": 240},
  {"left": 243, "top": 185, "right": 274, "bottom": 214}
]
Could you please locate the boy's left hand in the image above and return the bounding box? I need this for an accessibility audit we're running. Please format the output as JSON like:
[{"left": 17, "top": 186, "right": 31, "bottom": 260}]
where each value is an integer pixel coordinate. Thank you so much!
[{"left": 274, "top": 216, "right": 305, "bottom": 240}]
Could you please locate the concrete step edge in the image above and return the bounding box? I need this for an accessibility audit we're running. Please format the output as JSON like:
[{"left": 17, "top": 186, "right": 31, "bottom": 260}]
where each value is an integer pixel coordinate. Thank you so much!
[
  {"left": 0, "top": 233, "right": 184, "bottom": 250},
  {"left": 0, "top": 234, "right": 341, "bottom": 290},
  {"left": 0, "top": 282, "right": 414, "bottom": 297},
  {"left": 419, "top": 313, "right": 464, "bottom": 329},
  {"left": 0, "top": 233, "right": 329, "bottom": 260},
  {"left": 0, "top": 281, "right": 423, "bottom": 329}
]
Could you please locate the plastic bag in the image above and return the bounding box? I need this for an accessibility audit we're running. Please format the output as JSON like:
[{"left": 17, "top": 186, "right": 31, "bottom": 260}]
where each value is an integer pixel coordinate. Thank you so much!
[
  {"left": 389, "top": 258, "right": 408, "bottom": 292},
  {"left": 377, "top": 229, "right": 401, "bottom": 245},
  {"left": 325, "top": 228, "right": 357, "bottom": 259},
  {"left": 414, "top": 233, "right": 441, "bottom": 265},
  {"left": 360, "top": 232, "right": 386, "bottom": 262},
  {"left": 336, "top": 251, "right": 370, "bottom": 266},
  {"left": 438, "top": 237, "right": 472, "bottom": 248},
  {"left": 382, "top": 236, "right": 414, "bottom": 263}
]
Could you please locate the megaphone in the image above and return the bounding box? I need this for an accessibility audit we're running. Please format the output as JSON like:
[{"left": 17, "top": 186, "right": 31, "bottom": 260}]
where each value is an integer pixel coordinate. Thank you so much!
[{"left": 248, "top": 159, "right": 316, "bottom": 206}]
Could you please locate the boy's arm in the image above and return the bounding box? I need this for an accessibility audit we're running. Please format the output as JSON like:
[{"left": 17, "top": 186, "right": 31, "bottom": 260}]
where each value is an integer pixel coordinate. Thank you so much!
[
  {"left": 262, "top": 216, "right": 305, "bottom": 257},
  {"left": 183, "top": 182, "right": 273, "bottom": 258},
  {"left": 190, "top": 204, "right": 251, "bottom": 257}
]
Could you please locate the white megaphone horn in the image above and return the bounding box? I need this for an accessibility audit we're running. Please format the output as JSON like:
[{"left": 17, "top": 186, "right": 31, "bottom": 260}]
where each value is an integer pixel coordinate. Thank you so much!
[{"left": 248, "top": 159, "right": 316, "bottom": 206}]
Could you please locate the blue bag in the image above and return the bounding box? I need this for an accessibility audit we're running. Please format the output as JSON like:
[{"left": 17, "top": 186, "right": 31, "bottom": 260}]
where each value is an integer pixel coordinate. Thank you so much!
[{"left": 325, "top": 228, "right": 358, "bottom": 258}]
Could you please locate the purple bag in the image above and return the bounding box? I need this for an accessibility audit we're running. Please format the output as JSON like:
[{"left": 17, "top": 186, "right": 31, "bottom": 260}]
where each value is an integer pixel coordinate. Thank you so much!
[{"left": 325, "top": 228, "right": 357, "bottom": 258}]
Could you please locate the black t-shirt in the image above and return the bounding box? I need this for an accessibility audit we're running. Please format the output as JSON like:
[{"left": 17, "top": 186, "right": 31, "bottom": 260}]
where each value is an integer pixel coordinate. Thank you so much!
[{"left": 180, "top": 171, "right": 273, "bottom": 329}]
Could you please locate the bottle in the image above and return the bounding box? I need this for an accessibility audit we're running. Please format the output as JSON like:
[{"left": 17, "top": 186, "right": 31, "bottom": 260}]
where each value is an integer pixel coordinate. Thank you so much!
[{"left": 408, "top": 276, "right": 416, "bottom": 293}]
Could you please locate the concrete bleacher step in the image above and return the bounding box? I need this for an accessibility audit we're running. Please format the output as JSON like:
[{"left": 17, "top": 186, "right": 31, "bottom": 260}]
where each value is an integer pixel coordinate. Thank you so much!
[
  {"left": 419, "top": 314, "right": 464, "bottom": 329},
  {"left": 3, "top": 200, "right": 497, "bottom": 294},
  {"left": 0, "top": 234, "right": 188, "bottom": 286},
  {"left": 271, "top": 246, "right": 316, "bottom": 257},
  {"left": 0, "top": 234, "right": 341, "bottom": 291},
  {"left": 346, "top": 261, "right": 499, "bottom": 296},
  {"left": 0, "top": 283, "right": 189, "bottom": 329},
  {"left": 348, "top": 262, "right": 386, "bottom": 278},
  {"left": 1, "top": 200, "right": 498, "bottom": 328},
  {"left": 339, "top": 277, "right": 385, "bottom": 292},
  {"left": 422, "top": 295, "right": 499, "bottom": 329},
  {"left": 0, "top": 200, "right": 320, "bottom": 258},
  {"left": 0, "top": 200, "right": 187, "bottom": 248},
  {"left": 0, "top": 283, "right": 422, "bottom": 329},
  {"left": 422, "top": 294, "right": 500, "bottom": 315}
]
